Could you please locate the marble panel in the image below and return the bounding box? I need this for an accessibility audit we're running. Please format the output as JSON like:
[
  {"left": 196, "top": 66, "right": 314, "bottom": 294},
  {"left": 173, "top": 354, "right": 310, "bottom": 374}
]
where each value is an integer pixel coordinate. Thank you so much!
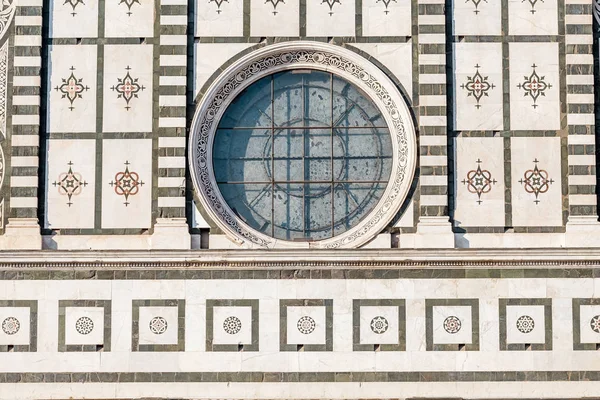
[
  {"left": 453, "top": 0, "right": 501, "bottom": 36},
  {"left": 212, "top": 305, "right": 252, "bottom": 345},
  {"left": 250, "top": 0, "right": 299, "bottom": 36},
  {"left": 102, "top": 45, "right": 153, "bottom": 133},
  {"left": 509, "top": 43, "right": 560, "bottom": 131},
  {"left": 454, "top": 137, "right": 505, "bottom": 227},
  {"left": 579, "top": 305, "right": 600, "bottom": 344},
  {"left": 193, "top": 43, "right": 255, "bottom": 97},
  {"left": 101, "top": 139, "right": 152, "bottom": 229},
  {"left": 47, "top": 45, "right": 97, "bottom": 133},
  {"left": 348, "top": 43, "right": 413, "bottom": 99},
  {"left": 432, "top": 305, "right": 473, "bottom": 344},
  {"left": 196, "top": 0, "right": 243, "bottom": 37},
  {"left": 306, "top": 0, "right": 355, "bottom": 36},
  {"left": 46, "top": 139, "right": 96, "bottom": 229},
  {"left": 64, "top": 307, "right": 104, "bottom": 345},
  {"left": 362, "top": 0, "right": 411, "bottom": 37},
  {"left": 50, "top": 0, "right": 99, "bottom": 38},
  {"left": 510, "top": 137, "right": 562, "bottom": 227},
  {"left": 0, "top": 307, "right": 30, "bottom": 345},
  {"left": 505, "top": 305, "right": 546, "bottom": 344},
  {"left": 104, "top": 0, "right": 154, "bottom": 38},
  {"left": 508, "top": 0, "right": 558, "bottom": 35},
  {"left": 454, "top": 42, "right": 503, "bottom": 131},
  {"left": 138, "top": 306, "right": 179, "bottom": 345},
  {"left": 286, "top": 306, "right": 326, "bottom": 345},
  {"left": 359, "top": 305, "right": 399, "bottom": 345}
]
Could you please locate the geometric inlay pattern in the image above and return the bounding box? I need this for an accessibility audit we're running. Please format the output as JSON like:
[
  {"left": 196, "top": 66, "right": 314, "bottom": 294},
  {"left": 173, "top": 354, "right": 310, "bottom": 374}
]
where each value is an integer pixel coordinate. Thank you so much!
[
  {"left": 517, "top": 64, "right": 551, "bottom": 108},
  {"left": 209, "top": 0, "right": 228, "bottom": 13},
  {"left": 462, "top": 159, "right": 497, "bottom": 204},
  {"left": 118, "top": 0, "right": 140, "bottom": 16},
  {"left": 55, "top": 67, "right": 89, "bottom": 111},
  {"left": 376, "top": 0, "right": 397, "bottom": 14},
  {"left": 75, "top": 316, "right": 94, "bottom": 335},
  {"left": 467, "top": 0, "right": 488, "bottom": 14},
  {"left": 1, "top": 316, "right": 20, "bottom": 335},
  {"left": 297, "top": 316, "right": 316, "bottom": 335},
  {"left": 443, "top": 316, "right": 462, "bottom": 334},
  {"left": 516, "top": 315, "right": 535, "bottom": 334},
  {"left": 591, "top": 315, "right": 600, "bottom": 334},
  {"left": 0, "top": 40, "right": 7, "bottom": 140},
  {"left": 149, "top": 316, "right": 168, "bottom": 335},
  {"left": 109, "top": 161, "right": 145, "bottom": 207},
  {"left": 519, "top": 159, "right": 553, "bottom": 205},
  {"left": 111, "top": 66, "right": 145, "bottom": 110},
  {"left": 53, "top": 161, "right": 88, "bottom": 207},
  {"left": 223, "top": 316, "right": 242, "bottom": 335},
  {"left": 321, "top": 0, "right": 341, "bottom": 15},
  {"left": 370, "top": 316, "right": 389, "bottom": 334},
  {"left": 522, "top": 0, "right": 543, "bottom": 14},
  {"left": 461, "top": 64, "right": 495, "bottom": 109},
  {"left": 63, "top": 0, "right": 85, "bottom": 16},
  {"left": 265, "top": 0, "right": 285, "bottom": 14}
]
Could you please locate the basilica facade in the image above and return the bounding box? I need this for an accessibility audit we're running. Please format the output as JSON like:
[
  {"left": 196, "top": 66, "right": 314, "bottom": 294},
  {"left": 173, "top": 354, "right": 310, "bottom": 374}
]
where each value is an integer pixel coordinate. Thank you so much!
[{"left": 0, "top": 0, "right": 599, "bottom": 398}]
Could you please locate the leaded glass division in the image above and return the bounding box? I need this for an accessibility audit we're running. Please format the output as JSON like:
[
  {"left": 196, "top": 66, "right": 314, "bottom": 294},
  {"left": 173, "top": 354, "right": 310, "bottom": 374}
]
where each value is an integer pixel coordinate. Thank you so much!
[{"left": 213, "top": 70, "right": 393, "bottom": 242}]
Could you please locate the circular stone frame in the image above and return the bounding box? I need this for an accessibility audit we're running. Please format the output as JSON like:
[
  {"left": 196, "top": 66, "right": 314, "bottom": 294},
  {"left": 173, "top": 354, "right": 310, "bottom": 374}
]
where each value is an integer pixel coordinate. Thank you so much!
[{"left": 189, "top": 41, "right": 416, "bottom": 249}]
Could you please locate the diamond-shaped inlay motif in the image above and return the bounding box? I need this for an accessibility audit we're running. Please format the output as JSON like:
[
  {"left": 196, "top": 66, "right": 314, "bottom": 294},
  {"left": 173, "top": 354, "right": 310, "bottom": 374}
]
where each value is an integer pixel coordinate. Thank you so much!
[
  {"left": 522, "top": 0, "right": 543, "bottom": 14},
  {"left": 462, "top": 159, "right": 496, "bottom": 205},
  {"left": 321, "top": 0, "right": 341, "bottom": 15},
  {"left": 63, "top": 0, "right": 85, "bottom": 16},
  {"left": 517, "top": 64, "right": 551, "bottom": 108},
  {"left": 466, "top": 0, "right": 487, "bottom": 14},
  {"left": 209, "top": 0, "right": 229, "bottom": 13},
  {"left": 461, "top": 64, "right": 495, "bottom": 109},
  {"left": 109, "top": 161, "right": 145, "bottom": 206},
  {"left": 118, "top": 0, "right": 140, "bottom": 16},
  {"left": 55, "top": 66, "right": 89, "bottom": 111},
  {"left": 519, "top": 159, "right": 553, "bottom": 205},
  {"left": 376, "top": 0, "right": 396, "bottom": 14},
  {"left": 53, "top": 161, "right": 88, "bottom": 207},
  {"left": 111, "top": 66, "right": 145, "bottom": 110},
  {"left": 265, "top": 0, "right": 285, "bottom": 14}
]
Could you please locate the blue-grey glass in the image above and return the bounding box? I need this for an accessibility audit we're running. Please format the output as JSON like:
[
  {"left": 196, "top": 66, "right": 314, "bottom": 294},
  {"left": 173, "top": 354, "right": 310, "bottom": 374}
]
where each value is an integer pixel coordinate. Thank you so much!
[
  {"left": 218, "top": 76, "right": 272, "bottom": 129},
  {"left": 333, "top": 183, "right": 385, "bottom": 234},
  {"left": 219, "top": 183, "right": 272, "bottom": 234},
  {"left": 214, "top": 71, "right": 392, "bottom": 241},
  {"left": 305, "top": 184, "right": 333, "bottom": 239},
  {"left": 333, "top": 77, "right": 386, "bottom": 128},
  {"left": 273, "top": 184, "right": 304, "bottom": 240},
  {"left": 273, "top": 71, "right": 331, "bottom": 127},
  {"left": 214, "top": 129, "right": 271, "bottom": 182}
]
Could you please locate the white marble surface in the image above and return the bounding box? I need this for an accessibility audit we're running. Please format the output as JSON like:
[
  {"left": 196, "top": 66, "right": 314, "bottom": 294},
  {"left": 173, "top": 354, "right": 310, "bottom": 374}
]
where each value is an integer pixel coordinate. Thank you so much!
[
  {"left": 509, "top": 42, "right": 560, "bottom": 131},
  {"left": 508, "top": 0, "right": 558, "bottom": 35},
  {"left": 306, "top": 0, "right": 354, "bottom": 36},
  {"left": 196, "top": 0, "right": 243, "bottom": 37},
  {"left": 104, "top": 0, "right": 154, "bottom": 38},
  {"left": 505, "top": 305, "right": 546, "bottom": 344},
  {"left": 49, "top": 0, "right": 98, "bottom": 38},
  {"left": 0, "top": 307, "right": 30, "bottom": 345},
  {"left": 64, "top": 306, "right": 104, "bottom": 345},
  {"left": 510, "top": 137, "right": 562, "bottom": 227},
  {"left": 250, "top": 0, "right": 299, "bottom": 36},
  {"left": 286, "top": 306, "right": 326, "bottom": 345},
  {"left": 454, "top": 42, "right": 503, "bottom": 130},
  {"left": 45, "top": 139, "right": 96, "bottom": 229},
  {"left": 100, "top": 139, "right": 152, "bottom": 229},
  {"left": 362, "top": 0, "right": 411, "bottom": 37},
  {"left": 432, "top": 305, "right": 473, "bottom": 345},
  {"left": 138, "top": 306, "right": 179, "bottom": 345},
  {"left": 359, "top": 305, "right": 399, "bottom": 345},
  {"left": 212, "top": 305, "right": 252, "bottom": 345},
  {"left": 452, "top": 0, "right": 501, "bottom": 36},
  {"left": 47, "top": 45, "right": 97, "bottom": 133},
  {"left": 454, "top": 137, "right": 505, "bottom": 227},
  {"left": 102, "top": 45, "right": 153, "bottom": 133}
]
